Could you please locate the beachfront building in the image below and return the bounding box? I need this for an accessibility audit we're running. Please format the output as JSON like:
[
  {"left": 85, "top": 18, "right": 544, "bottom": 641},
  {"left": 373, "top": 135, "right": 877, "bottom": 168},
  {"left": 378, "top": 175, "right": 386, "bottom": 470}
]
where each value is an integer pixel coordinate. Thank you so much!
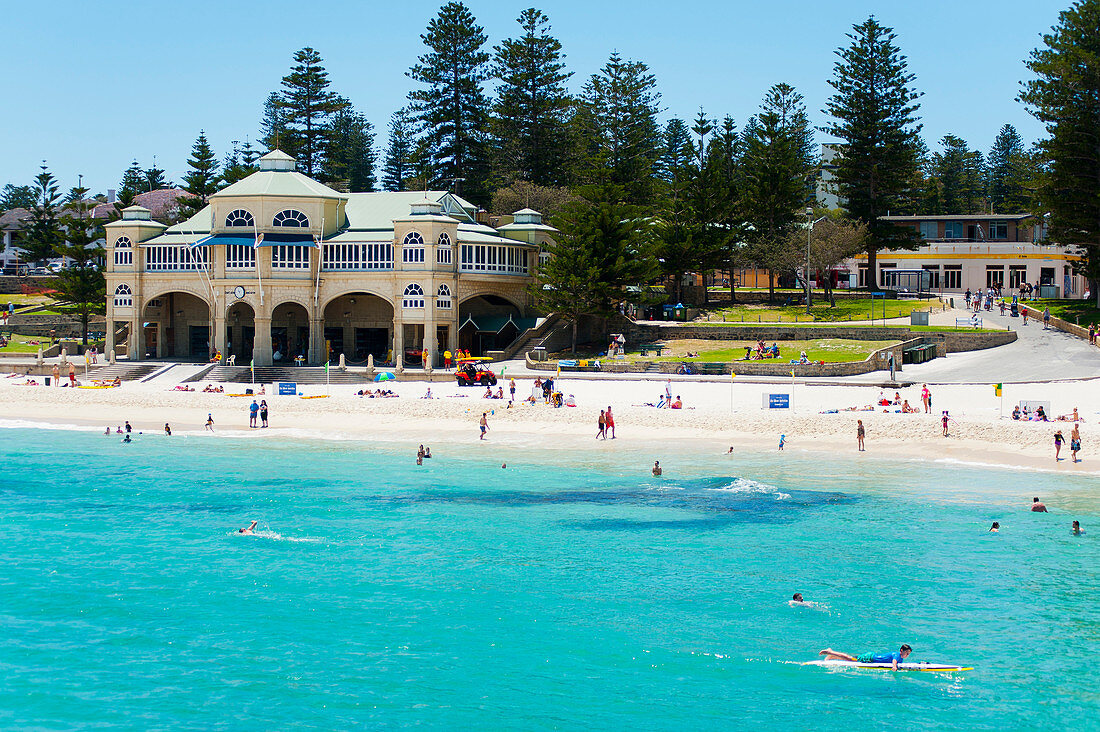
[
  {"left": 103, "top": 150, "right": 554, "bottom": 366},
  {"left": 849, "top": 214, "right": 1085, "bottom": 297}
]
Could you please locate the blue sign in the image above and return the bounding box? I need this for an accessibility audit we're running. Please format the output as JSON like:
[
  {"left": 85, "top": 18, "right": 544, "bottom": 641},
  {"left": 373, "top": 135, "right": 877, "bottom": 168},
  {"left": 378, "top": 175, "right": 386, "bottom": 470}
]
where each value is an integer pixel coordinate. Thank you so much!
[
  {"left": 277, "top": 382, "right": 297, "bottom": 396},
  {"left": 767, "top": 393, "right": 790, "bottom": 409}
]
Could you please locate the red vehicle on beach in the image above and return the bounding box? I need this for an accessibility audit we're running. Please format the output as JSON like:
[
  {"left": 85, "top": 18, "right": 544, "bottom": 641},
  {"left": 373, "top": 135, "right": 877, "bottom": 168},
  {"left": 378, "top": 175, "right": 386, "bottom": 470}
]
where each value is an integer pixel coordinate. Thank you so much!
[{"left": 455, "top": 359, "right": 497, "bottom": 387}]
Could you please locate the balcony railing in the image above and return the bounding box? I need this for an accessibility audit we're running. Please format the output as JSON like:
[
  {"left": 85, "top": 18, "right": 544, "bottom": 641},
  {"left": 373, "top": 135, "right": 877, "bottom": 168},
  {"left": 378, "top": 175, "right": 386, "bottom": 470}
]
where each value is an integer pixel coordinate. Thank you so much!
[
  {"left": 144, "top": 245, "right": 209, "bottom": 271},
  {"left": 459, "top": 243, "right": 529, "bottom": 275},
  {"left": 322, "top": 242, "right": 393, "bottom": 271}
]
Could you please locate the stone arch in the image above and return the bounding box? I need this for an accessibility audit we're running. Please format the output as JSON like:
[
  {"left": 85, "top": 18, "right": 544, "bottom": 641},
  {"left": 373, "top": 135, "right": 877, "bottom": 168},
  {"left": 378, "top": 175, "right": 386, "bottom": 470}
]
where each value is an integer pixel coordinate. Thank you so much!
[
  {"left": 141, "top": 290, "right": 212, "bottom": 360},
  {"left": 322, "top": 291, "right": 395, "bottom": 364},
  {"left": 225, "top": 300, "right": 256, "bottom": 363},
  {"left": 270, "top": 301, "right": 311, "bottom": 363},
  {"left": 459, "top": 290, "right": 525, "bottom": 313}
]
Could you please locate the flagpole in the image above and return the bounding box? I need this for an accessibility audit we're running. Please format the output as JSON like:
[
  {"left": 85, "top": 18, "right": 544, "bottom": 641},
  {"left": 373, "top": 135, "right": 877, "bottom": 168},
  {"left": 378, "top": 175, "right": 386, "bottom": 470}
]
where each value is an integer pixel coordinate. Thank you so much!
[{"left": 253, "top": 222, "right": 264, "bottom": 307}]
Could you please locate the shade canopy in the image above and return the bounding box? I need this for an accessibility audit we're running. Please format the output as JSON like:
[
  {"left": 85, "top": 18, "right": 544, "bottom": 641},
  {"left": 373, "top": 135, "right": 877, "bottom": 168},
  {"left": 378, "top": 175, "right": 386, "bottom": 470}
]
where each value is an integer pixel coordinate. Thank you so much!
[{"left": 190, "top": 233, "right": 318, "bottom": 249}]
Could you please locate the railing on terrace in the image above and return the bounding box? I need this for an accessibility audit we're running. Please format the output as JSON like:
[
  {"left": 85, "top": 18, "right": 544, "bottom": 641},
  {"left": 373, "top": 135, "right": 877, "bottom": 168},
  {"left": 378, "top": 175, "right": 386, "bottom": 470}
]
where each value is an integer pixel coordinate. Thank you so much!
[
  {"left": 459, "top": 243, "right": 529, "bottom": 274},
  {"left": 322, "top": 242, "right": 393, "bottom": 271},
  {"left": 144, "top": 245, "right": 210, "bottom": 272}
]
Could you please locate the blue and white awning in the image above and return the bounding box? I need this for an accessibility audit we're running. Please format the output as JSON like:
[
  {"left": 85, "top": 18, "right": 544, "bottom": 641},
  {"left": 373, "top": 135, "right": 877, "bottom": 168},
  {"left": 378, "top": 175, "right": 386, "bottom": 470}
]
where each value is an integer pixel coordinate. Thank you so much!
[{"left": 189, "top": 233, "right": 318, "bottom": 249}]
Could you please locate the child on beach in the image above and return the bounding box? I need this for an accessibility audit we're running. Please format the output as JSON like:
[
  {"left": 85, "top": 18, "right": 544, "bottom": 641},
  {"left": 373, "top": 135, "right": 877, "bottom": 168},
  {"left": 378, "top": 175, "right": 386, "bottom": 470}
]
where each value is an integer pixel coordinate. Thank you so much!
[{"left": 779, "top": 434, "right": 786, "bottom": 451}]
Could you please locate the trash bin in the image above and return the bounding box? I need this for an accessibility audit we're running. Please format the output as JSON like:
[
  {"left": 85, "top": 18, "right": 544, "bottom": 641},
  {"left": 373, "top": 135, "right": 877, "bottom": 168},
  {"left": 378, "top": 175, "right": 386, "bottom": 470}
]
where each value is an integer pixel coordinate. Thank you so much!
[{"left": 44, "top": 376, "right": 51, "bottom": 386}]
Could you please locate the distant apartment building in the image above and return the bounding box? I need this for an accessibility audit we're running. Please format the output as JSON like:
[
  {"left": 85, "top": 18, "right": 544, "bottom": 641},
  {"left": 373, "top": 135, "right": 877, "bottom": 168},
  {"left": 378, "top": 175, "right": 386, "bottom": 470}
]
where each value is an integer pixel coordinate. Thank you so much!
[{"left": 849, "top": 214, "right": 1084, "bottom": 297}]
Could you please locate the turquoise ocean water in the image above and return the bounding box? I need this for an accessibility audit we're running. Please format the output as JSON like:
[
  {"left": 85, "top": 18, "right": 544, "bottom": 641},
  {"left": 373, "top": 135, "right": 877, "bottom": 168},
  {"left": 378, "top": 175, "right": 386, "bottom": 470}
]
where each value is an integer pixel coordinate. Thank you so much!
[{"left": 2, "top": 425, "right": 1098, "bottom": 730}]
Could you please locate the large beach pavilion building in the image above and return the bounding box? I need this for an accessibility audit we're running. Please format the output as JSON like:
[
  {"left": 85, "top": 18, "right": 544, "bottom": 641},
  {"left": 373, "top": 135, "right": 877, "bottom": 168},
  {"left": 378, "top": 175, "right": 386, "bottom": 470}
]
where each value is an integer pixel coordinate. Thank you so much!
[{"left": 104, "top": 150, "right": 555, "bottom": 366}]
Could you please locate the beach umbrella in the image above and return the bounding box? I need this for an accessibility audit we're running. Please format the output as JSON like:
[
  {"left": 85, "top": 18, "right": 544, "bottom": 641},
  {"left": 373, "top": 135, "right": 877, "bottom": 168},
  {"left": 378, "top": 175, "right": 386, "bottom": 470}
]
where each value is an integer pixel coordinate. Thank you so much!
[{"left": 374, "top": 372, "right": 396, "bottom": 382}]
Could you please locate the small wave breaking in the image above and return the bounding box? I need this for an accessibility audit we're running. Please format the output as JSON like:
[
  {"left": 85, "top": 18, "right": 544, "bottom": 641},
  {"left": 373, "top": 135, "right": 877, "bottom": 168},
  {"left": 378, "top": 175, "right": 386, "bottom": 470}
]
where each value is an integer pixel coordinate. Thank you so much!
[{"left": 705, "top": 477, "right": 791, "bottom": 500}]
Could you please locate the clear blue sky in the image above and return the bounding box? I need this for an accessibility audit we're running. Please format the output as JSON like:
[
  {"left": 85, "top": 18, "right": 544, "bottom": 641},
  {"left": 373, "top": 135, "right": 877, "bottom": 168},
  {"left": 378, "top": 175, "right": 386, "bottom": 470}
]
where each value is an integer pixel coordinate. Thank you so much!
[{"left": 0, "top": 0, "right": 1064, "bottom": 196}]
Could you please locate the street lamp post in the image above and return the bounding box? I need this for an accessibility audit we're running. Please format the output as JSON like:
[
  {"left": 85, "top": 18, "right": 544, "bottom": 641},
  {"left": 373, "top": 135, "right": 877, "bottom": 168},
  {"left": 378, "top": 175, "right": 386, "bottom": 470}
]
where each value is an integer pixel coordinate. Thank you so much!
[{"left": 805, "top": 207, "right": 813, "bottom": 314}]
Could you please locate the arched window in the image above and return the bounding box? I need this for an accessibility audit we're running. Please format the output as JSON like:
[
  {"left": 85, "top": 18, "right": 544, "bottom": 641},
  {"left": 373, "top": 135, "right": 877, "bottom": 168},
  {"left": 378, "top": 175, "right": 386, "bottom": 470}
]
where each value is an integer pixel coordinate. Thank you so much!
[
  {"left": 437, "top": 232, "right": 453, "bottom": 264},
  {"left": 436, "top": 284, "right": 452, "bottom": 309},
  {"left": 224, "top": 209, "right": 255, "bottom": 227},
  {"left": 113, "top": 236, "right": 133, "bottom": 267},
  {"left": 113, "top": 284, "right": 132, "bottom": 308},
  {"left": 273, "top": 209, "right": 309, "bottom": 228},
  {"left": 402, "top": 231, "right": 425, "bottom": 263},
  {"left": 402, "top": 283, "right": 424, "bottom": 309}
]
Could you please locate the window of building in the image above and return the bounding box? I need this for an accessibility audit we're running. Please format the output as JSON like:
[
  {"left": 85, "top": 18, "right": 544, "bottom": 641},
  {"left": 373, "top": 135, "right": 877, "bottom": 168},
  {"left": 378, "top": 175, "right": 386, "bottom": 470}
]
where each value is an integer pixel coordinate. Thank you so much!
[
  {"left": 113, "top": 284, "right": 132, "bottom": 308},
  {"left": 224, "top": 209, "right": 255, "bottom": 228},
  {"left": 402, "top": 283, "right": 424, "bottom": 309},
  {"left": 986, "top": 265, "right": 1005, "bottom": 288},
  {"left": 858, "top": 265, "right": 869, "bottom": 288},
  {"left": 944, "top": 221, "right": 965, "bottom": 239},
  {"left": 113, "top": 236, "right": 133, "bottom": 267},
  {"left": 147, "top": 299, "right": 162, "bottom": 308},
  {"left": 943, "top": 265, "right": 962, "bottom": 289},
  {"left": 436, "top": 284, "right": 452, "bottom": 309},
  {"left": 402, "top": 232, "right": 425, "bottom": 263},
  {"left": 922, "top": 265, "right": 940, "bottom": 289},
  {"left": 1009, "top": 265, "right": 1028, "bottom": 288},
  {"left": 271, "top": 245, "right": 310, "bottom": 269},
  {"left": 878, "top": 263, "right": 896, "bottom": 287},
  {"left": 919, "top": 221, "right": 938, "bottom": 240},
  {"left": 272, "top": 209, "right": 309, "bottom": 228},
  {"left": 226, "top": 243, "right": 256, "bottom": 269},
  {"left": 989, "top": 221, "right": 1008, "bottom": 240},
  {"left": 437, "top": 232, "right": 452, "bottom": 264}
]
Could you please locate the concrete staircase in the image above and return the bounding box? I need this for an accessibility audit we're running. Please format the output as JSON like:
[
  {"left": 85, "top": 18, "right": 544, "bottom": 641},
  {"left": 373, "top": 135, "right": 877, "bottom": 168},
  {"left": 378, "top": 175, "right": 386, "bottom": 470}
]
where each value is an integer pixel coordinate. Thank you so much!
[{"left": 84, "top": 363, "right": 164, "bottom": 382}]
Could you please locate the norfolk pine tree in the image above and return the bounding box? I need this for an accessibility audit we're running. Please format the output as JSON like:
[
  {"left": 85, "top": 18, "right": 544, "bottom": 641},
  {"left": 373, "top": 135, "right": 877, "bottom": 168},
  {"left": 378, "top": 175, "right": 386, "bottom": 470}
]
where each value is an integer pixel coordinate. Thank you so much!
[
  {"left": 823, "top": 16, "right": 923, "bottom": 288},
  {"left": 21, "top": 164, "right": 64, "bottom": 264},
  {"left": 739, "top": 84, "right": 817, "bottom": 301},
  {"left": 987, "top": 124, "right": 1033, "bottom": 214},
  {"left": 408, "top": 2, "right": 492, "bottom": 203},
  {"left": 178, "top": 131, "right": 221, "bottom": 221},
  {"left": 1022, "top": 0, "right": 1100, "bottom": 304},
  {"left": 277, "top": 47, "right": 350, "bottom": 177},
  {"left": 1, "top": 184, "right": 35, "bottom": 211},
  {"left": 382, "top": 108, "right": 418, "bottom": 191},
  {"left": 116, "top": 160, "right": 145, "bottom": 208},
  {"left": 324, "top": 107, "right": 376, "bottom": 192},
  {"left": 51, "top": 187, "right": 105, "bottom": 346},
  {"left": 491, "top": 8, "right": 573, "bottom": 187}
]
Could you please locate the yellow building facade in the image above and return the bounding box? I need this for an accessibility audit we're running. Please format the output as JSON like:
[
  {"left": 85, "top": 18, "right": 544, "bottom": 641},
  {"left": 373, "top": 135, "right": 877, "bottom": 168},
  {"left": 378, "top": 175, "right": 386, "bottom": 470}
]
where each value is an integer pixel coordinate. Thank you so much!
[{"left": 104, "top": 150, "right": 555, "bottom": 366}]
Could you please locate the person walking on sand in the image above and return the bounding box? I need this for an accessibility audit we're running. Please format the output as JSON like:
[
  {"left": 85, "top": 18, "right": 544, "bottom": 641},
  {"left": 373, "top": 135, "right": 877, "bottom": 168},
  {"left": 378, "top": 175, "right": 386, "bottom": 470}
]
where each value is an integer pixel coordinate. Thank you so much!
[
  {"left": 856, "top": 420, "right": 865, "bottom": 451},
  {"left": 164, "top": 423, "right": 171, "bottom": 436},
  {"left": 68, "top": 362, "right": 76, "bottom": 386},
  {"left": 597, "top": 409, "right": 606, "bottom": 440},
  {"left": 479, "top": 412, "right": 489, "bottom": 440},
  {"left": 509, "top": 378, "right": 516, "bottom": 403},
  {"left": 249, "top": 399, "right": 259, "bottom": 428},
  {"left": 1032, "top": 497, "right": 1048, "bottom": 512},
  {"left": 1054, "top": 430, "right": 1065, "bottom": 461},
  {"left": 606, "top": 406, "right": 615, "bottom": 439},
  {"left": 260, "top": 400, "right": 269, "bottom": 428},
  {"left": 1043, "top": 307, "right": 1051, "bottom": 330},
  {"left": 1070, "top": 425, "right": 1081, "bottom": 463},
  {"left": 205, "top": 413, "right": 214, "bottom": 432}
]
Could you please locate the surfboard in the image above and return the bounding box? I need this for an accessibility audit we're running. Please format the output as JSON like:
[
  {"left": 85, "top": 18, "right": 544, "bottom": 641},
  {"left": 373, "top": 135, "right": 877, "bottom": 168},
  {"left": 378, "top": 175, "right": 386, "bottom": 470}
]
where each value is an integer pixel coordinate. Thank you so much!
[
  {"left": 299, "top": 395, "right": 329, "bottom": 399},
  {"left": 804, "top": 660, "right": 973, "bottom": 672}
]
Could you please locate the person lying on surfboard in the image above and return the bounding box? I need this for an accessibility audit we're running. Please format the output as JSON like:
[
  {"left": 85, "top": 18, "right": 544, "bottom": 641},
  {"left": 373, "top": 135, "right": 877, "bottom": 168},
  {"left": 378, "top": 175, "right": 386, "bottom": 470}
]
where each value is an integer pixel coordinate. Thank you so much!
[{"left": 819, "top": 644, "right": 912, "bottom": 671}]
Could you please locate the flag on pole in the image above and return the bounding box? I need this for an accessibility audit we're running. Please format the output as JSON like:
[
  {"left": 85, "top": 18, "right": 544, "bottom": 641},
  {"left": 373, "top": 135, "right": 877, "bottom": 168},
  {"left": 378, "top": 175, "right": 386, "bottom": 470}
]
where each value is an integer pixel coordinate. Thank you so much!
[
  {"left": 790, "top": 370, "right": 795, "bottom": 378},
  {"left": 253, "top": 232, "right": 264, "bottom": 248},
  {"left": 994, "top": 383, "right": 1002, "bottom": 397}
]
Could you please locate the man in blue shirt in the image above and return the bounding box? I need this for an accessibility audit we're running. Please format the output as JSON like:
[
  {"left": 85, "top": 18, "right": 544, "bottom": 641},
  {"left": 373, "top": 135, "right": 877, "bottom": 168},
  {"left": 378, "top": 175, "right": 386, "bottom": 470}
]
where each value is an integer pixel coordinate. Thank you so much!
[
  {"left": 249, "top": 400, "right": 259, "bottom": 428},
  {"left": 819, "top": 644, "right": 912, "bottom": 670}
]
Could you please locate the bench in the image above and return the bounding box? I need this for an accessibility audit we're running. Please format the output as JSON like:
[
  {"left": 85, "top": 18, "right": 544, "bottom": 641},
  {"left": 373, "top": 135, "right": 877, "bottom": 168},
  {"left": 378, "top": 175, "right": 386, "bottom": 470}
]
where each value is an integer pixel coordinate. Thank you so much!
[
  {"left": 698, "top": 362, "right": 727, "bottom": 375},
  {"left": 638, "top": 344, "right": 665, "bottom": 357},
  {"left": 955, "top": 317, "right": 982, "bottom": 329}
]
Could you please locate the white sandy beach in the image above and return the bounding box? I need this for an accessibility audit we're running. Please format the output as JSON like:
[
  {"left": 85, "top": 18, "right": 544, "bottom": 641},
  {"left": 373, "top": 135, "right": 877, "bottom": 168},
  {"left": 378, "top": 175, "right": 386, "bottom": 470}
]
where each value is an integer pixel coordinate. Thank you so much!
[{"left": 1, "top": 370, "right": 1096, "bottom": 474}]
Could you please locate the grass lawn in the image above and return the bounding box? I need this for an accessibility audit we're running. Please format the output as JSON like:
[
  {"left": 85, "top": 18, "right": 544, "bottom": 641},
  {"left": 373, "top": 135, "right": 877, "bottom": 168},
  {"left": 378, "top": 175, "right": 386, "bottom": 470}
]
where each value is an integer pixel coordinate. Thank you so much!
[
  {"left": 558, "top": 338, "right": 897, "bottom": 364},
  {"left": 1027, "top": 298, "right": 1100, "bottom": 328},
  {"left": 704, "top": 298, "right": 931, "bottom": 323},
  {"left": 2, "top": 293, "right": 56, "bottom": 309},
  {"left": 0, "top": 333, "right": 53, "bottom": 353}
]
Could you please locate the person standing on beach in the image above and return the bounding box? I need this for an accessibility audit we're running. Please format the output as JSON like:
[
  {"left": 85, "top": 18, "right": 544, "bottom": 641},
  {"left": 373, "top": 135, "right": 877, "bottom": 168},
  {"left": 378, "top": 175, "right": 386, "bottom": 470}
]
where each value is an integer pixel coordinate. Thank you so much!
[
  {"left": 249, "top": 400, "right": 259, "bottom": 428},
  {"left": 942, "top": 412, "right": 950, "bottom": 437},
  {"left": 665, "top": 379, "right": 673, "bottom": 404},
  {"left": 164, "top": 423, "right": 171, "bottom": 436},
  {"left": 479, "top": 412, "right": 489, "bottom": 440},
  {"left": 125, "top": 421, "right": 132, "bottom": 433},
  {"left": 606, "top": 406, "right": 615, "bottom": 439},
  {"left": 51, "top": 364, "right": 60, "bottom": 386},
  {"left": 921, "top": 384, "right": 931, "bottom": 413},
  {"left": 1070, "top": 425, "right": 1081, "bottom": 463},
  {"left": 1054, "top": 430, "right": 1065, "bottom": 461},
  {"left": 1032, "top": 497, "right": 1048, "bottom": 512},
  {"left": 597, "top": 410, "right": 607, "bottom": 440},
  {"left": 856, "top": 420, "right": 865, "bottom": 451},
  {"left": 260, "top": 400, "right": 269, "bottom": 428},
  {"left": 1043, "top": 307, "right": 1051, "bottom": 330},
  {"left": 509, "top": 378, "right": 516, "bottom": 403},
  {"left": 68, "top": 362, "right": 76, "bottom": 386},
  {"left": 205, "top": 413, "right": 214, "bottom": 432}
]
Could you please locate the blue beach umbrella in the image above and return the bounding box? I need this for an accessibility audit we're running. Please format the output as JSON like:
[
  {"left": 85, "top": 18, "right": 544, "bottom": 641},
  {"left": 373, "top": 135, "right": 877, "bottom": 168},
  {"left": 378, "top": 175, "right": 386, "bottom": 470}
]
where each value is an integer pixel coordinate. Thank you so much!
[{"left": 374, "top": 372, "right": 396, "bottom": 382}]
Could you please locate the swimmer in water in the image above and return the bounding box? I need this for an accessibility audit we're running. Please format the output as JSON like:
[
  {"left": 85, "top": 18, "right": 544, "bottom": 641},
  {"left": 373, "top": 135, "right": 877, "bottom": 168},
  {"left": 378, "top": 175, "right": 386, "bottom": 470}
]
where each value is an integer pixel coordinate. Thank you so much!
[
  {"left": 989, "top": 521, "right": 1000, "bottom": 532},
  {"left": 789, "top": 593, "right": 806, "bottom": 606},
  {"left": 239, "top": 521, "right": 257, "bottom": 535},
  {"left": 122, "top": 434, "right": 131, "bottom": 443},
  {"left": 1072, "top": 520, "right": 1083, "bottom": 535}
]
